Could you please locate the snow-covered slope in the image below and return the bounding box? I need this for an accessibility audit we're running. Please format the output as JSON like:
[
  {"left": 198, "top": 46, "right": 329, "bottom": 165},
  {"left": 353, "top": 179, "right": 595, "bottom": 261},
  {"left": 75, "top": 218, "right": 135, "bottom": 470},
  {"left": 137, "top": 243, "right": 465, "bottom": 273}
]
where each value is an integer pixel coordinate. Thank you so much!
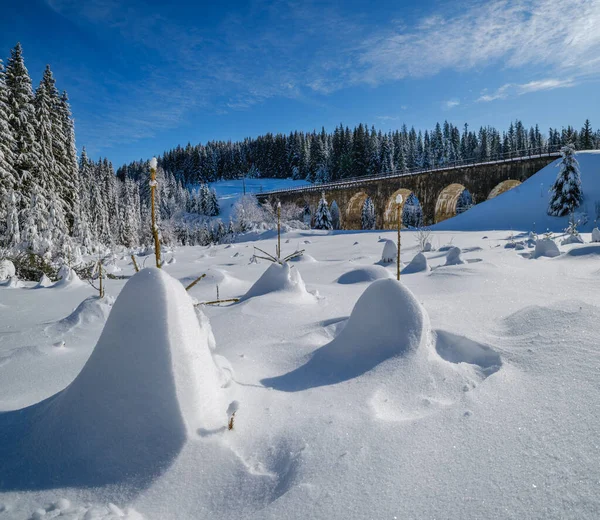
[
  {"left": 209, "top": 178, "right": 309, "bottom": 221},
  {"left": 435, "top": 151, "right": 600, "bottom": 232},
  {"left": 1, "top": 226, "right": 600, "bottom": 519}
]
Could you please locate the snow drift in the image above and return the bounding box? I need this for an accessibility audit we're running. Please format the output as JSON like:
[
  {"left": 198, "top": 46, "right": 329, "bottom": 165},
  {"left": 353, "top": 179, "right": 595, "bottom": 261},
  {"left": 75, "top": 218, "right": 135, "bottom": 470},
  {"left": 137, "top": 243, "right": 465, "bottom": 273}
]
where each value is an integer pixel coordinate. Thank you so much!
[
  {"left": 336, "top": 265, "right": 393, "bottom": 284},
  {"left": 0, "top": 268, "right": 226, "bottom": 489},
  {"left": 402, "top": 252, "right": 430, "bottom": 274},
  {"left": 262, "top": 279, "right": 429, "bottom": 390},
  {"left": 242, "top": 262, "right": 310, "bottom": 300}
]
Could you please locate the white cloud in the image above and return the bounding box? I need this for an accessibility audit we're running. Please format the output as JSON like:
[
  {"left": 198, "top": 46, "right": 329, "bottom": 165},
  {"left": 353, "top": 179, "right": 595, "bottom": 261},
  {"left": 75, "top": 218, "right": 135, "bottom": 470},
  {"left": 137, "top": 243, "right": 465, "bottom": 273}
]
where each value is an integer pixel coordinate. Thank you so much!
[
  {"left": 444, "top": 99, "right": 460, "bottom": 109},
  {"left": 477, "top": 77, "right": 577, "bottom": 102},
  {"left": 355, "top": 0, "right": 600, "bottom": 85}
]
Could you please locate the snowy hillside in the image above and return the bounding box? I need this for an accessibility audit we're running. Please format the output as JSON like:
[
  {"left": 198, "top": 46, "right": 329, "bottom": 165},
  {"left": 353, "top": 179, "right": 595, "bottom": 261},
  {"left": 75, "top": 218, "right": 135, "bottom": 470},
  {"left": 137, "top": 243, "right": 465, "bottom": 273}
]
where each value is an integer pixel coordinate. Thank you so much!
[
  {"left": 435, "top": 151, "right": 600, "bottom": 232},
  {"left": 209, "top": 178, "right": 310, "bottom": 221},
  {"left": 2, "top": 223, "right": 600, "bottom": 519}
]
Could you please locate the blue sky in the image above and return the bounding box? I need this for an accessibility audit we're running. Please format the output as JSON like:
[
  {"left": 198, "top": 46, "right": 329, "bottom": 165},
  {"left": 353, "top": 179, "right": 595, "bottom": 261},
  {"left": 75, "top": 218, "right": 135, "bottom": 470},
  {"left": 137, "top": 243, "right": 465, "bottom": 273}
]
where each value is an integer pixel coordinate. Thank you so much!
[{"left": 2, "top": 0, "right": 599, "bottom": 166}]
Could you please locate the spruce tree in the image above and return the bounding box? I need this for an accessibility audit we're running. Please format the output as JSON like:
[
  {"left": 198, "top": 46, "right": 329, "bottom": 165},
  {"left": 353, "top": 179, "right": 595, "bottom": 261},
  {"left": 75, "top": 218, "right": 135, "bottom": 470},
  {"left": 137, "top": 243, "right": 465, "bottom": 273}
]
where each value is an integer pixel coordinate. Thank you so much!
[
  {"left": 548, "top": 144, "right": 583, "bottom": 217},
  {"left": 330, "top": 200, "right": 341, "bottom": 230},
  {"left": 314, "top": 193, "right": 333, "bottom": 230},
  {"left": 361, "top": 197, "right": 376, "bottom": 229},
  {"left": 6, "top": 43, "right": 41, "bottom": 208},
  {"left": 0, "top": 59, "right": 16, "bottom": 199}
]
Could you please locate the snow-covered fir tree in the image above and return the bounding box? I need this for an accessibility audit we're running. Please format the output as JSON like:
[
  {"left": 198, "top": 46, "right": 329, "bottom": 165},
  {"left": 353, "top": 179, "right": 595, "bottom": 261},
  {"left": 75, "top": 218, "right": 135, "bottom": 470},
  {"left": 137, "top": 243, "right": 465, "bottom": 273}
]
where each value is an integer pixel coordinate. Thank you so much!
[
  {"left": 0, "top": 58, "right": 16, "bottom": 200},
  {"left": 548, "top": 144, "right": 583, "bottom": 217},
  {"left": 330, "top": 200, "right": 341, "bottom": 230},
  {"left": 314, "top": 193, "right": 333, "bottom": 230},
  {"left": 361, "top": 197, "right": 376, "bottom": 229}
]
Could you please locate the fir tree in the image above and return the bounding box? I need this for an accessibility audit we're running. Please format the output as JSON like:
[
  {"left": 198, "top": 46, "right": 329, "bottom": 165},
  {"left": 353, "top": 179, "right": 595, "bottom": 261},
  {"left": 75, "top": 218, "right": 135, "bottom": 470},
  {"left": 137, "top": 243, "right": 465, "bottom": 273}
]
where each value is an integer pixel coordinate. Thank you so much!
[
  {"left": 361, "top": 197, "right": 376, "bottom": 229},
  {"left": 0, "top": 59, "right": 16, "bottom": 199},
  {"left": 548, "top": 144, "right": 583, "bottom": 217},
  {"left": 314, "top": 193, "right": 333, "bottom": 230},
  {"left": 330, "top": 200, "right": 341, "bottom": 230}
]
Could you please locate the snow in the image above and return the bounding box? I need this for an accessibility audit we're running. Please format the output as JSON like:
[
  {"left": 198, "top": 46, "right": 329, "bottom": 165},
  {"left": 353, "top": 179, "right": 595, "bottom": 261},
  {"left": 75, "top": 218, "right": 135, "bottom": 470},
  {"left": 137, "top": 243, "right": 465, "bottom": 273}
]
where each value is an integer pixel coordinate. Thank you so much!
[
  {"left": 592, "top": 227, "right": 600, "bottom": 242},
  {"left": 0, "top": 268, "right": 227, "bottom": 490},
  {"left": 241, "top": 261, "right": 311, "bottom": 301},
  {"left": 0, "top": 259, "right": 15, "bottom": 281},
  {"left": 380, "top": 239, "right": 397, "bottom": 263},
  {"left": 444, "top": 246, "right": 465, "bottom": 265},
  {"left": 262, "top": 278, "right": 429, "bottom": 390},
  {"left": 54, "top": 265, "right": 84, "bottom": 287},
  {"left": 149, "top": 157, "right": 157, "bottom": 169},
  {"left": 434, "top": 151, "right": 600, "bottom": 232},
  {"left": 533, "top": 237, "right": 561, "bottom": 258},
  {"left": 336, "top": 264, "right": 393, "bottom": 284},
  {"left": 3, "top": 183, "right": 600, "bottom": 518},
  {"left": 401, "top": 252, "right": 430, "bottom": 274},
  {"left": 209, "top": 177, "right": 309, "bottom": 222}
]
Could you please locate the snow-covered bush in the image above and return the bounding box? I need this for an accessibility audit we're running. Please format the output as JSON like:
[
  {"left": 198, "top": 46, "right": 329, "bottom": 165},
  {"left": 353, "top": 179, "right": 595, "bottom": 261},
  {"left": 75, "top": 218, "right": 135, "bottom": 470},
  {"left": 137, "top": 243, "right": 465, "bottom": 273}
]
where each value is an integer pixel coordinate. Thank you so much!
[
  {"left": 416, "top": 227, "right": 432, "bottom": 252},
  {"left": 592, "top": 226, "right": 600, "bottom": 243},
  {"left": 0, "top": 259, "right": 16, "bottom": 281}
]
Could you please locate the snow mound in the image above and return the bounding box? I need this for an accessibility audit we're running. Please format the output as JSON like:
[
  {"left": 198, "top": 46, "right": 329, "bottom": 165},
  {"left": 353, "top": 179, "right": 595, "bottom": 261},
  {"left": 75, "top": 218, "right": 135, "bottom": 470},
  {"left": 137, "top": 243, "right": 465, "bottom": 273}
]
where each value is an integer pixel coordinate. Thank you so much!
[
  {"left": 562, "top": 244, "right": 600, "bottom": 258},
  {"left": 0, "top": 259, "right": 16, "bottom": 280},
  {"left": 592, "top": 227, "right": 600, "bottom": 242},
  {"left": 48, "top": 295, "right": 115, "bottom": 334},
  {"left": 533, "top": 238, "right": 560, "bottom": 258},
  {"left": 402, "top": 252, "right": 430, "bottom": 274},
  {"left": 4, "top": 276, "right": 23, "bottom": 288},
  {"left": 380, "top": 240, "right": 397, "bottom": 264},
  {"left": 262, "top": 279, "right": 429, "bottom": 390},
  {"left": 445, "top": 247, "right": 465, "bottom": 266},
  {"left": 242, "top": 262, "right": 310, "bottom": 300},
  {"left": 53, "top": 265, "right": 83, "bottom": 287},
  {"left": 0, "top": 268, "right": 226, "bottom": 489},
  {"left": 561, "top": 234, "right": 584, "bottom": 245},
  {"left": 35, "top": 274, "right": 53, "bottom": 288},
  {"left": 336, "top": 265, "right": 393, "bottom": 284},
  {"left": 288, "top": 253, "right": 317, "bottom": 263}
]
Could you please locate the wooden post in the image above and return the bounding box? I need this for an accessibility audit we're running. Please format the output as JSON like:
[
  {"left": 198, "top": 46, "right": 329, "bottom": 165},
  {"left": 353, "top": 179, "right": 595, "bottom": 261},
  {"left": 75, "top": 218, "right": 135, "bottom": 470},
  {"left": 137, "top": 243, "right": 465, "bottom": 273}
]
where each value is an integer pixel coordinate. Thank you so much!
[
  {"left": 99, "top": 260, "right": 104, "bottom": 299},
  {"left": 149, "top": 157, "right": 161, "bottom": 268},
  {"left": 396, "top": 194, "right": 403, "bottom": 281},
  {"left": 277, "top": 201, "right": 281, "bottom": 261}
]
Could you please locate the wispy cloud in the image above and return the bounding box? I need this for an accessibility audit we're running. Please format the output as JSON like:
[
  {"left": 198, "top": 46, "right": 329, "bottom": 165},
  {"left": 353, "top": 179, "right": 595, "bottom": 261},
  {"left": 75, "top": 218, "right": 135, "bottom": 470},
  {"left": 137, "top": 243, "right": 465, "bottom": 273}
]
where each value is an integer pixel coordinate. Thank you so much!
[
  {"left": 354, "top": 0, "right": 600, "bottom": 86},
  {"left": 477, "top": 77, "right": 577, "bottom": 102},
  {"left": 42, "top": 0, "right": 600, "bottom": 157}
]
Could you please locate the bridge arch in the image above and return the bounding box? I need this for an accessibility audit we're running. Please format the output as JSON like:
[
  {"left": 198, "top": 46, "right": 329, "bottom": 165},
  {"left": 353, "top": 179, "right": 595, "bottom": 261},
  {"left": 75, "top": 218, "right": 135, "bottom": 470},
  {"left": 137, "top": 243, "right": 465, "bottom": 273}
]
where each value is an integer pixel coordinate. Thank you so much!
[
  {"left": 435, "top": 184, "right": 474, "bottom": 223},
  {"left": 487, "top": 179, "right": 521, "bottom": 200},
  {"left": 345, "top": 191, "right": 369, "bottom": 230},
  {"left": 383, "top": 189, "right": 422, "bottom": 229}
]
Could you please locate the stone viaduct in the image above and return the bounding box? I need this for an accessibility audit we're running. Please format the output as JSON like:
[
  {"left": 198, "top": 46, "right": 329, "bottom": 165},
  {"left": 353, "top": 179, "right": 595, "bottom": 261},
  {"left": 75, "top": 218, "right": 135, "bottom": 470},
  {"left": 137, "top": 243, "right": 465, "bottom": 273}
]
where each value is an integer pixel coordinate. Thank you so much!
[{"left": 256, "top": 152, "right": 560, "bottom": 229}]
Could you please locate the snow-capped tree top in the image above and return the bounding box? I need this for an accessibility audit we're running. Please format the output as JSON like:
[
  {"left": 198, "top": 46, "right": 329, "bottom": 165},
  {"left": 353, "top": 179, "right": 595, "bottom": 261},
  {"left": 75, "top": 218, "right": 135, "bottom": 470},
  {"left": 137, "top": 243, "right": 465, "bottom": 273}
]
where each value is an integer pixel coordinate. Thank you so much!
[{"left": 150, "top": 157, "right": 157, "bottom": 170}]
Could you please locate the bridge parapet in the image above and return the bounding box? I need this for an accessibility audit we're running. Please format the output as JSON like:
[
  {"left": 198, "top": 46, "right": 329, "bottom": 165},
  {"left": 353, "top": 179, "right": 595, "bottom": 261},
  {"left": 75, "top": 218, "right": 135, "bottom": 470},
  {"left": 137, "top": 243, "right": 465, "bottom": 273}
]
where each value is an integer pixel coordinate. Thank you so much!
[{"left": 257, "top": 150, "right": 560, "bottom": 229}]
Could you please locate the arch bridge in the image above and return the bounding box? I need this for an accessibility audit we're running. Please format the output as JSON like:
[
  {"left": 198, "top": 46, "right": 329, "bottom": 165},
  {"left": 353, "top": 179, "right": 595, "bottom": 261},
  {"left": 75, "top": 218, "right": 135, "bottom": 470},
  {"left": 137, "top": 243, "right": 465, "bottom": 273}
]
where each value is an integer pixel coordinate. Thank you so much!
[{"left": 257, "top": 152, "right": 558, "bottom": 229}]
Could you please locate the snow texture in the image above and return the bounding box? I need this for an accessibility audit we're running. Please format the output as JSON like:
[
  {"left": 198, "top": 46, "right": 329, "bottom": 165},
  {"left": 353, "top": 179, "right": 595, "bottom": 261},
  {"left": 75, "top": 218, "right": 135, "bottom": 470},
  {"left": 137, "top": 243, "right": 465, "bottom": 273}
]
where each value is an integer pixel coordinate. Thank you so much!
[
  {"left": 242, "top": 262, "right": 310, "bottom": 300},
  {"left": 445, "top": 246, "right": 465, "bottom": 265},
  {"left": 402, "top": 252, "right": 430, "bottom": 274},
  {"left": 262, "top": 278, "right": 429, "bottom": 390},
  {"left": 0, "top": 259, "right": 15, "bottom": 281},
  {"left": 0, "top": 268, "right": 226, "bottom": 489},
  {"left": 533, "top": 238, "right": 561, "bottom": 258},
  {"left": 380, "top": 239, "right": 398, "bottom": 263},
  {"left": 336, "top": 265, "right": 393, "bottom": 284}
]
